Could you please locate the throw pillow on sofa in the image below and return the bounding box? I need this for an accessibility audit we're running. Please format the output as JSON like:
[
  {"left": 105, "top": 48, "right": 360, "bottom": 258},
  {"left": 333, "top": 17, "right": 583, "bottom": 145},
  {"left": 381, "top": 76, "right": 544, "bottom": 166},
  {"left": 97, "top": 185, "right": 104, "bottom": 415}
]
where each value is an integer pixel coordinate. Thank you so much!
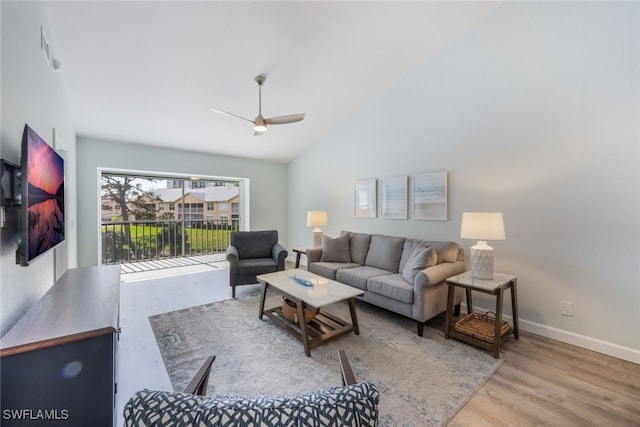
[
  {"left": 340, "top": 231, "right": 372, "bottom": 265},
  {"left": 401, "top": 246, "right": 437, "bottom": 283},
  {"left": 320, "top": 234, "right": 352, "bottom": 263}
]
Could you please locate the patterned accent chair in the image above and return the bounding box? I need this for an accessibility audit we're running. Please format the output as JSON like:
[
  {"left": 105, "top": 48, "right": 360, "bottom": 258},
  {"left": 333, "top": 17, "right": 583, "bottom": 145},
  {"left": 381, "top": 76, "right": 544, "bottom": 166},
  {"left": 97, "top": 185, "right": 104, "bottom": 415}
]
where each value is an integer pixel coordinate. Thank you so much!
[
  {"left": 123, "top": 351, "right": 379, "bottom": 427},
  {"left": 226, "top": 230, "right": 288, "bottom": 298}
]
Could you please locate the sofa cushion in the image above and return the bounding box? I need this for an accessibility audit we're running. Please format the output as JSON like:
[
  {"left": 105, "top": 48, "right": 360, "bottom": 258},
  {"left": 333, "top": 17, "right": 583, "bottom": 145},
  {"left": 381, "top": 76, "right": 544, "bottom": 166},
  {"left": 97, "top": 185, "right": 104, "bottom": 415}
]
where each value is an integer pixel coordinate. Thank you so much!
[
  {"left": 364, "top": 235, "right": 405, "bottom": 273},
  {"left": 401, "top": 246, "right": 437, "bottom": 284},
  {"left": 320, "top": 234, "right": 352, "bottom": 263},
  {"left": 123, "top": 382, "right": 379, "bottom": 427},
  {"left": 341, "top": 231, "right": 372, "bottom": 265},
  {"left": 309, "top": 262, "right": 360, "bottom": 280},
  {"left": 367, "top": 274, "right": 414, "bottom": 304},
  {"left": 336, "top": 266, "right": 391, "bottom": 290}
]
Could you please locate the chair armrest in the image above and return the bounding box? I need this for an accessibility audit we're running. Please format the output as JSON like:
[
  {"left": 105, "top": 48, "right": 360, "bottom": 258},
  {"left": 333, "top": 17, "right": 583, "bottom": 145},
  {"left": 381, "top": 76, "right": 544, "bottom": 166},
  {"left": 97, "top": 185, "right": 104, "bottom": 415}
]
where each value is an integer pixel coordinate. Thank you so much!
[
  {"left": 272, "top": 243, "right": 288, "bottom": 268},
  {"left": 414, "top": 260, "right": 466, "bottom": 289},
  {"left": 226, "top": 245, "right": 239, "bottom": 265},
  {"left": 338, "top": 350, "right": 357, "bottom": 386},
  {"left": 183, "top": 355, "right": 216, "bottom": 396},
  {"left": 306, "top": 247, "right": 322, "bottom": 263}
]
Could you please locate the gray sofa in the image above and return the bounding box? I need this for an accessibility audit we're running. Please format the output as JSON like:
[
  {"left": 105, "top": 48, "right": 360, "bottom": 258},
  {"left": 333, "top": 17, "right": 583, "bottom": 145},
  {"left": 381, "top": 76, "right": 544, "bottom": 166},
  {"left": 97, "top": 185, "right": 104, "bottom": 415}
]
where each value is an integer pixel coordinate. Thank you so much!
[{"left": 307, "top": 231, "right": 466, "bottom": 336}]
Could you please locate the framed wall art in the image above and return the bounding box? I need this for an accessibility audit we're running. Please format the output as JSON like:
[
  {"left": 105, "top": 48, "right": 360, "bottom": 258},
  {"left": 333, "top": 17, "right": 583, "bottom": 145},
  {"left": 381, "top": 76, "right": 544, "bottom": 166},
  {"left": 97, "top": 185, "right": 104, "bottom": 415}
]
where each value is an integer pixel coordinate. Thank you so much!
[
  {"left": 413, "top": 171, "right": 448, "bottom": 220},
  {"left": 380, "top": 176, "right": 407, "bottom": 219},
  {"left": 354, "top": 179, "right": 377, "bottom": 218}
]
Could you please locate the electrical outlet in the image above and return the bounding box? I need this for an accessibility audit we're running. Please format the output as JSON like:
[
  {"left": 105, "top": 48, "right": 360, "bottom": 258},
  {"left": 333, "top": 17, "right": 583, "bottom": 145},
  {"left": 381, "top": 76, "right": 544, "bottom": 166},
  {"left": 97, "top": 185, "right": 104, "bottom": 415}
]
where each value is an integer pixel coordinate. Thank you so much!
[{"left": 560, "top": 300, "right": 573, "bottom": 316}]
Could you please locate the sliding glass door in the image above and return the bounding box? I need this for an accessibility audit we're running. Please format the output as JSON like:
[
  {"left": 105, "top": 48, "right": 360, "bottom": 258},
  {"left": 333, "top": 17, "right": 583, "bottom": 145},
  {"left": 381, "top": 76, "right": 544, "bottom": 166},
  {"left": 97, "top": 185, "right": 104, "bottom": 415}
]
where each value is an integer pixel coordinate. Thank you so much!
[{"left": 100, "top": 173, "right": 240, "bottom": 265}]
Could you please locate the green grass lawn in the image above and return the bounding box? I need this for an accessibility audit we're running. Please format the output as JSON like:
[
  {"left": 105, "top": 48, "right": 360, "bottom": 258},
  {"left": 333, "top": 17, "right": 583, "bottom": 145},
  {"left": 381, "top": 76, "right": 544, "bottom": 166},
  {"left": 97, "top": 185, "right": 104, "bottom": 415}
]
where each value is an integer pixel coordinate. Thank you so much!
[{"left": 101, "top": 224, "right": 233, "bottom": 253}]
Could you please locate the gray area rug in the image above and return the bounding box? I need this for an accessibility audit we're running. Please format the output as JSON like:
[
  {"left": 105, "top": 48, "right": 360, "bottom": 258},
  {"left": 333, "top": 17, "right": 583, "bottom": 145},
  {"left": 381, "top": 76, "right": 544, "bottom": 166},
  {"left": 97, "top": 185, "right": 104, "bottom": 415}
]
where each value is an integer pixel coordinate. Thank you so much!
[{"left": 150, "top": 294, "right": 504, "bottom": 426}]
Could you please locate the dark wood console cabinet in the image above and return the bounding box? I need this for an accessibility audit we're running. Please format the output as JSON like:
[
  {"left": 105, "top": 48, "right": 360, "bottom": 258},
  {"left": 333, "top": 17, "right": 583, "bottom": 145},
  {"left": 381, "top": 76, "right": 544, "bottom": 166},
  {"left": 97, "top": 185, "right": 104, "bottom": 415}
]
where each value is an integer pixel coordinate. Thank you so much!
[{"left": 0, "top": 266, "right": 120, "bottom": 426}]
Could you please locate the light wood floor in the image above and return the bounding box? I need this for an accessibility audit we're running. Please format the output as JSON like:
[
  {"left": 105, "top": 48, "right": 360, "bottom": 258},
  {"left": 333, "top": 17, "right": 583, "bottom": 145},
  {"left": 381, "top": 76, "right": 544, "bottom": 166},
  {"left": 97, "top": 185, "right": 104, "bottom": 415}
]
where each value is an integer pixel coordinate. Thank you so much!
[{"left": 444, "top": 324, "right": 640, "bottom": 426}]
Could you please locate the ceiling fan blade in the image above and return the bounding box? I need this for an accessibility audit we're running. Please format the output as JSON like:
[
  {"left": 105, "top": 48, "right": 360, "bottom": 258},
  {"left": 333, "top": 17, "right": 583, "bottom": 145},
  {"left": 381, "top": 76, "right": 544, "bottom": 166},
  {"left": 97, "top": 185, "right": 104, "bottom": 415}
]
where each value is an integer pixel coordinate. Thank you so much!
[
  {"left": 211, "top": 108, "right": 254, "bottom": 124},
  {"left": 265, "top": 113, "right": 305, "bottom": 125}
]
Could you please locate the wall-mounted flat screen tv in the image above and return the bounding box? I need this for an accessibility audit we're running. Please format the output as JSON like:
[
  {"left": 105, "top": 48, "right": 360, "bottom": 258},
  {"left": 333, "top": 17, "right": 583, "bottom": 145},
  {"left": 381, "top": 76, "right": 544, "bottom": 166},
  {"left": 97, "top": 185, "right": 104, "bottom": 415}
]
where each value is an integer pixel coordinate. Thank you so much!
[{"left": 18, "top": 125, "right": 65, "bottom": 265}]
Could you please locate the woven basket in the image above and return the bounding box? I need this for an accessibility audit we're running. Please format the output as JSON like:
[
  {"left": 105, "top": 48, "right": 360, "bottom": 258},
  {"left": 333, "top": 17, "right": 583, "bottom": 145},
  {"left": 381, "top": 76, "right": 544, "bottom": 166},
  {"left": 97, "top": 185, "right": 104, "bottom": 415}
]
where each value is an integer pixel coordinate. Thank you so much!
[
  {"left": 455, "top": 311, "right": 510, "bottom": 344},
  {"left": 281, "top": 298, "right": 318, "bottom": 324}
]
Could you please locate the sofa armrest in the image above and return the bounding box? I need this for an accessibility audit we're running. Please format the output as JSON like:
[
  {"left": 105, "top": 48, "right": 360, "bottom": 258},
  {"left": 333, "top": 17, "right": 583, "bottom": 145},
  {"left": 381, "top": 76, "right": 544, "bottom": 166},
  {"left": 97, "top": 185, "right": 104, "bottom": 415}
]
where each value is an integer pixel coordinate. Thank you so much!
[
  {"left": 226, "top": 245, "right": 239, "bottom": 266},
  {"left": 272, "top": 243, "right": 288, "bottom": 269},
  {"left": 306, "top": 247, "right": 322, "bottom": 263},
  {"left": 414, "top": 260, "right": 466, "bottom": 289}
]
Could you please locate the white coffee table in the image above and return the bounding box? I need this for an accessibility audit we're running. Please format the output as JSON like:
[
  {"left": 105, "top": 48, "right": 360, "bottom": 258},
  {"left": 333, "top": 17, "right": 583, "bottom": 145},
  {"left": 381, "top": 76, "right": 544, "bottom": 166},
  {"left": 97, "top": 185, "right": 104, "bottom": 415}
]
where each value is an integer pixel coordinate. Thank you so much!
[{"left": 257, "top": 269, "right": 364, "bottom": 357}]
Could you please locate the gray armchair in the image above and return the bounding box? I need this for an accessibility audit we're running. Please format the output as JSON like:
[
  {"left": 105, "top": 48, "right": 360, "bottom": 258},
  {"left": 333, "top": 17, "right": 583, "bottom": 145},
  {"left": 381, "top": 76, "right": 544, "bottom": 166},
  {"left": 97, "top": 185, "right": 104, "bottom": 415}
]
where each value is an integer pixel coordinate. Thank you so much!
[{"left": 226, "top": 230, "right": 288, "bottom": 298}]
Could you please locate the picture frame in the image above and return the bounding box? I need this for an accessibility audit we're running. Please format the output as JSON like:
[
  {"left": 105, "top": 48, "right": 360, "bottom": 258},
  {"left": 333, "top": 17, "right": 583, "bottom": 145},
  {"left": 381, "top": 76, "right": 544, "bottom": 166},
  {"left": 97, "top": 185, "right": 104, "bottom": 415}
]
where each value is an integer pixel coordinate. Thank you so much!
[
  {"left": 380, "top": 176, "right": 407, "bottom": 219},
  {"left": 354, "top": 178, "right": 377, "bottom": 218},
  {"left": 413, "top": 171, "right": 448, "bottom": 221}
]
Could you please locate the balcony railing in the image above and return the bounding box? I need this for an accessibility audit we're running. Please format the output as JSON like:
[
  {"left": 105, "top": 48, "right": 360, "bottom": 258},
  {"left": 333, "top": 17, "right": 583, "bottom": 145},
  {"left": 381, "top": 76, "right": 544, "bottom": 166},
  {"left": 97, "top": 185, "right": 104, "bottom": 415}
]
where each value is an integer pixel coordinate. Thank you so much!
[{"left": 101, "top": 219, "right": 239, "bottom": 265}]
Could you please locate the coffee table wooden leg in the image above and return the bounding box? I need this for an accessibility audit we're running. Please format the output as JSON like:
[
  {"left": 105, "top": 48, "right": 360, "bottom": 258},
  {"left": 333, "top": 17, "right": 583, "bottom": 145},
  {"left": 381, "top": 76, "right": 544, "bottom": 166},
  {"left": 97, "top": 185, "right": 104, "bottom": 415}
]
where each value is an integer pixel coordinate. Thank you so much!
[
  {"left": 258, "top": 282, "right": 268, "bottom": 320},
  {"left": 297, "top": 300, "right": 311, "bottom": 357},
  {"left": 348, "top": 298, "right": 360, "bottom": 335}
]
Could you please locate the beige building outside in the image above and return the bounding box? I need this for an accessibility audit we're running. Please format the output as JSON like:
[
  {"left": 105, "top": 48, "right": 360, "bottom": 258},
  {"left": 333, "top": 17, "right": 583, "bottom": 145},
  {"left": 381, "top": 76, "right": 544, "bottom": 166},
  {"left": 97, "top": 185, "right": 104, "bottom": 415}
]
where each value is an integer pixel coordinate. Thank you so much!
[
  {"left": 153, "top": 186, "right": 240, "bottom": 224},
  {"left": 101, "top": 185, "right": 240, "bottom": 224}
]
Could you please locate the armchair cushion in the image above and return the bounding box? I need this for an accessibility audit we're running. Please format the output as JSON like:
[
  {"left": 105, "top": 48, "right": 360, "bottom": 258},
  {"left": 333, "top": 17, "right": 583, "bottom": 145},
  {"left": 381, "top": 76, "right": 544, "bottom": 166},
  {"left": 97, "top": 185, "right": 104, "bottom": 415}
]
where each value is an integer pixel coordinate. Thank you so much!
[
  {"left": 237, "top": 258, "right": 279, "bottom": 276},
  {"left": 230, "top": 230, "right": 278, "bottom": 259},
  {"left": 123, "top": 382, "right": 379, "bottom": 427}
]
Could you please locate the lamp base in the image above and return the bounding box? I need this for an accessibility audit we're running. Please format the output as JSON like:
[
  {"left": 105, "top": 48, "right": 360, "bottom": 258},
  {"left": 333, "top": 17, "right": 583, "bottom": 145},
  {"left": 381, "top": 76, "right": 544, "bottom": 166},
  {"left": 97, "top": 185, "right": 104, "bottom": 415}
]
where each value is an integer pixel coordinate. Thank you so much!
[
  {"left": 312, "top": 229, "right": 323, "bottom": 248},
  {"left": 470, "top": 241, "right": 494, "bottom": 280}
]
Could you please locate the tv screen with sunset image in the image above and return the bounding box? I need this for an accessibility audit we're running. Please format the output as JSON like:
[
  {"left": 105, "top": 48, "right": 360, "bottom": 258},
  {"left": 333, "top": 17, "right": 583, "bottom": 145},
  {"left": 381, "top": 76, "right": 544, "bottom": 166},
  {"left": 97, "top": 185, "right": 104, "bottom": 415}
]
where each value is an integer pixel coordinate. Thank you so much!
[{"left": 20, "top": 125, "right": 65, "bottom": 264}]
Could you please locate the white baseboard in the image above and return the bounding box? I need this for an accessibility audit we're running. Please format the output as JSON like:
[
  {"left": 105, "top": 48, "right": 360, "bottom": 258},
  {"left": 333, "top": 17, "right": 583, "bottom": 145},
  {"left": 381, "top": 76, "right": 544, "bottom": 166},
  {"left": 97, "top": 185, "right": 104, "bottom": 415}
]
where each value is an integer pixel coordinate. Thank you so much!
[
  {"left": 517, "top": 317, "right": 639, "bottom": 364},
  {"left": 463, "top": 304, "right": 640, "bottom": 364}
]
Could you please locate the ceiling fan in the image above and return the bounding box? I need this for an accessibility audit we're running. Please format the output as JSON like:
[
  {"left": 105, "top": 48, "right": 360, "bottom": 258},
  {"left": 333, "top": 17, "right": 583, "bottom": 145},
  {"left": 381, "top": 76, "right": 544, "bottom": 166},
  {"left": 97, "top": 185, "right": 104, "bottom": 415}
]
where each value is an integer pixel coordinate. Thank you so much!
[{"left": 211, "top": 75, "right": 305, "bottom": 135}]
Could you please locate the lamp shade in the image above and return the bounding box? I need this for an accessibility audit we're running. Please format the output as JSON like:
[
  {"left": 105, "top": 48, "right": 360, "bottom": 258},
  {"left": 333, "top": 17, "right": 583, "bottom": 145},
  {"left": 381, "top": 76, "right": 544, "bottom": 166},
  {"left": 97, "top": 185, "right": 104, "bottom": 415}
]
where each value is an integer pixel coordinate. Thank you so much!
[
  {"left": 306, "top": 211, "right": 328, "bottom": 227},
  {"left": 460, "top": 212, "right": 505, "bottom": 241}
]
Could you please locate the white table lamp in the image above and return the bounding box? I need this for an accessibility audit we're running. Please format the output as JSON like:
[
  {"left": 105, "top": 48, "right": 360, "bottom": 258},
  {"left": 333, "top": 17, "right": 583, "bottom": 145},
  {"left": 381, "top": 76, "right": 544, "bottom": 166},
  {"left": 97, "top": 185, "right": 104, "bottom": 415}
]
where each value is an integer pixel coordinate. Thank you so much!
[
  {"left": 306, "top": 211, "right": 328, "bottom": 248},
  {"left": 460, "top": 212, "right": 505, "bottom": 280}
]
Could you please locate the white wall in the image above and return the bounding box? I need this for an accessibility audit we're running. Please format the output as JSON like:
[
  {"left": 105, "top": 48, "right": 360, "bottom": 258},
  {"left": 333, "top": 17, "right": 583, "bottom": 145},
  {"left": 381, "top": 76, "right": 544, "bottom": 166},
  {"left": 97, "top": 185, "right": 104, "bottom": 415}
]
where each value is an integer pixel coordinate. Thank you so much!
[
  {"left": 76, "top": 138, "right": 288, "bottom": 267},
  {"left": 0, "top": 2, "right": 77, "bottom": 336},
  {"left": 288, "top": 2, "right": 639, "bottom": 362}
]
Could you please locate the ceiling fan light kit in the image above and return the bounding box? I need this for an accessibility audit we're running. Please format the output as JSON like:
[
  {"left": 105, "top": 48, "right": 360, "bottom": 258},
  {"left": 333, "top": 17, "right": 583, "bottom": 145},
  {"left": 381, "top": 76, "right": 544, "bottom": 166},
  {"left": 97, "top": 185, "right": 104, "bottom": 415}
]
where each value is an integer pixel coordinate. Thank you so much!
[
  {"left": 212, "top": 75, "right": 305, "bottom": 135},
  {"left": 254, "top": 116, "right": 267, "bottom": 133}
]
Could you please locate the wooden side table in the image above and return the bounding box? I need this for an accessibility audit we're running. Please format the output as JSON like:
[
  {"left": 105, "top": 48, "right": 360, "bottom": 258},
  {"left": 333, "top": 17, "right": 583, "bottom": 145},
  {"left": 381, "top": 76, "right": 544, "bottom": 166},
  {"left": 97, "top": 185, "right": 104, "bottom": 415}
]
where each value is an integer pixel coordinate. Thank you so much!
[
  {"left": 444, "top": 271, "right": 519, "bottom": 358},
  {"left": 292, "top": 248, "right": 308, "bottom": 268}
]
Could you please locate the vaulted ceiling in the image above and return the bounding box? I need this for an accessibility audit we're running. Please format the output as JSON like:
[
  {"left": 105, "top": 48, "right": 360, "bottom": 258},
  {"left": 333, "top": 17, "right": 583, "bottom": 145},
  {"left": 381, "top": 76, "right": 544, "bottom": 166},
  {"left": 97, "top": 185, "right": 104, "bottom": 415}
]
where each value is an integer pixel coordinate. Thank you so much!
[{"left": 45, "top": 1, "right": 502, "bottom": 163}]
